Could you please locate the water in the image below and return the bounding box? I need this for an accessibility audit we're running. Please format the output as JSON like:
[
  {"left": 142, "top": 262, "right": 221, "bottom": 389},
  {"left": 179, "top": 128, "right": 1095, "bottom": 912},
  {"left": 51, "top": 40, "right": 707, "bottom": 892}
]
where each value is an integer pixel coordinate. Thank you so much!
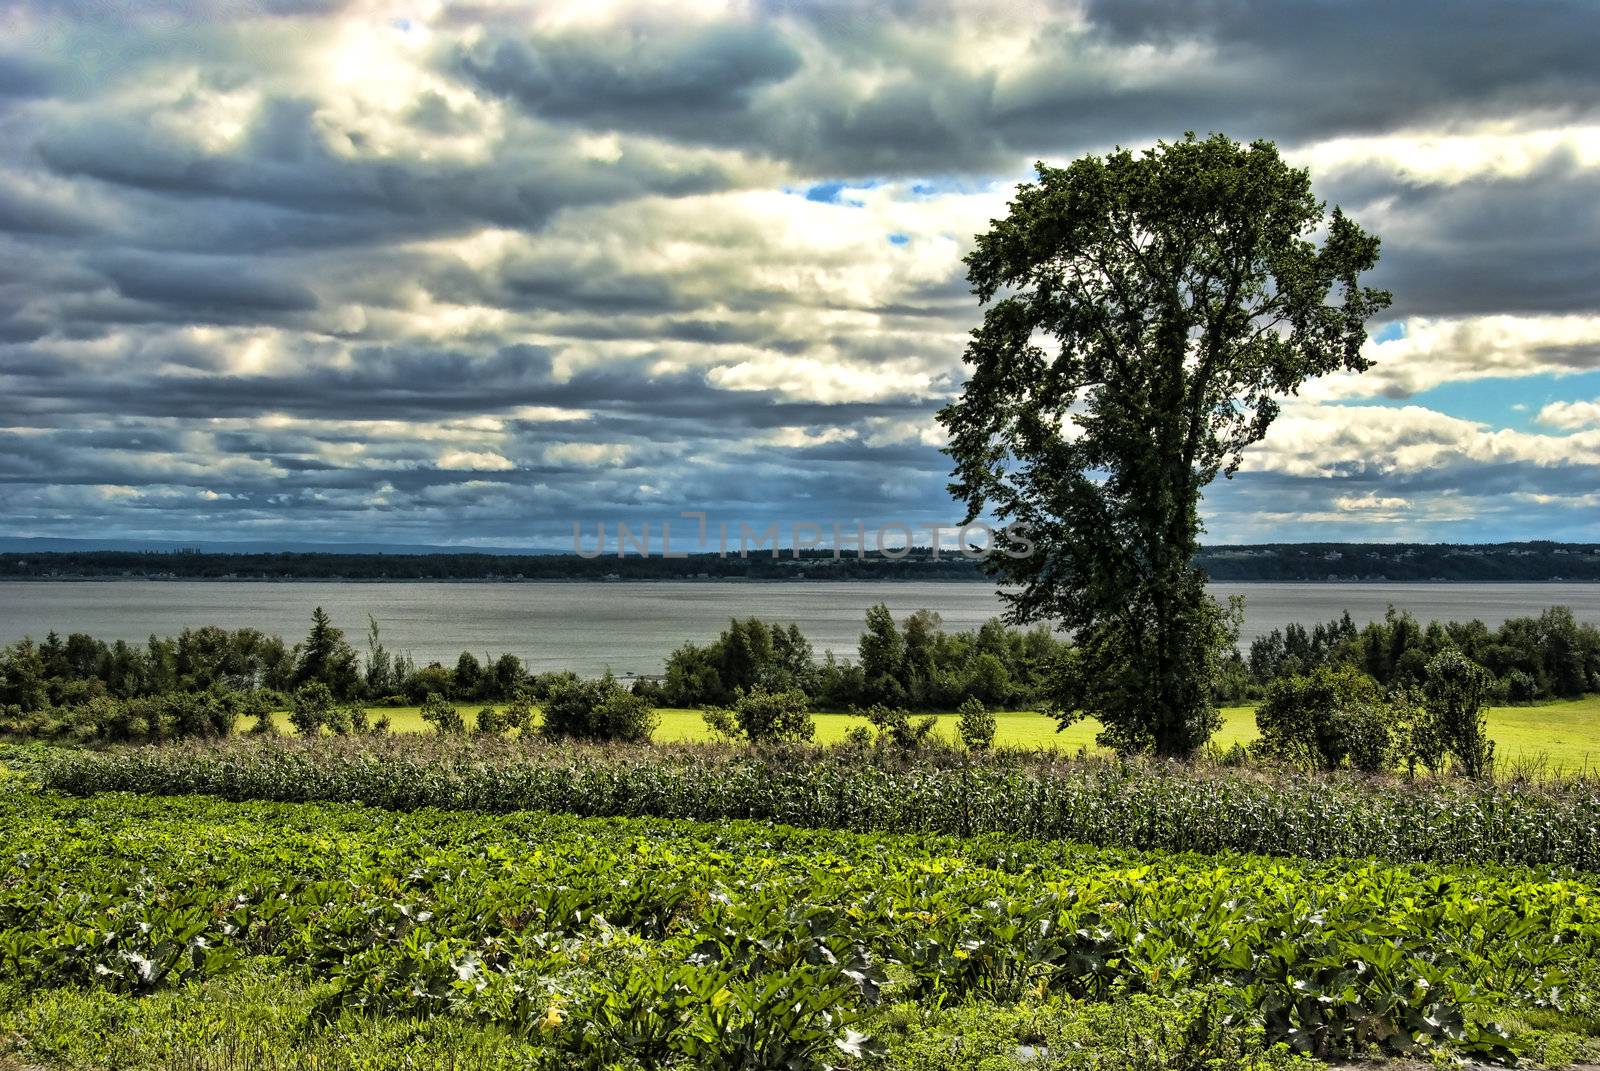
[{"left": 1, "top": 580, "right": 1597, "bottom": 676}]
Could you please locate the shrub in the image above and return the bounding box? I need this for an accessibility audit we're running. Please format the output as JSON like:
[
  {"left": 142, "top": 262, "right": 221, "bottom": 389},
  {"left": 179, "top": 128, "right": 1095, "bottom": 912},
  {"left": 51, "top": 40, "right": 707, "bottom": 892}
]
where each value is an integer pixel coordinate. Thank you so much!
[
  {"left": 862, "top": 704, "right": 940, "bottom": 751},
  {"left": 419, "top": 692, "right": 465, "bottom": 735},
  {"left": 474, "top": 705, "right": 508, "bottom": 736},
  {"left": 1254, "top": 665, "right": 1392, "bottom": 772},
  {"left": 1503, "top": 669, "right": 1538, "bottom": 704},
  {"left": 0, "top": 691, "right": 242, "bottom": 743},
  {"left": 539, "top": 674, "right": 657, "bottom": 744},
  {"left": 404, "top": 664, "right": 455, "bottom": 704},
  {"left": 702, "top": 687, "right": 814, "bottom": 744},
  {"left": 340, "top": 704, "right": 372, "bottom": 735},
  {"left": 1424, "top": 649, "right": 1495, "bottom": 778},
  {"left": 956, "top": 697, "right": 996, "bottom": 751},
  {"left": 502, "top": 694, "right": 534, "bottom": 734},
  {"left": 629, "top": 676, "right": 667, "bottom": 704},
  {"left": 322, "top": 703, "right": 353, "bottom": 735},
  {"left": 287, "top": 683, "right": 334, "bottom": 737},
  {"left": 841, "top": 724, "right": 874, "bottom": 750}
]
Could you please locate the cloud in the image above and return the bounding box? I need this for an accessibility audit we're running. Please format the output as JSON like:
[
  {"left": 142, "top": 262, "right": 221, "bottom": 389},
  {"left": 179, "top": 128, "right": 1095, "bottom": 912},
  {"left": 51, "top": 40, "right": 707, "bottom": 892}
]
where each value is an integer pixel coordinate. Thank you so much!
[
  {"left": 456, "top": 19, "right": 803, "bottom": 125},
  {"left": 0, "top": 0, "right": 1598, "bottom": 545},
  {"left": 93, "top": 251, "right": 321, "bottom": 314},
  {"left": 1334, "top": 493, "right": 1411, "bottom": 511},
  {"left": 436, "top": 449, "right": 516, "bottom": 471},
  {"left": 1538, "top": 398, "right": 1600, "bottom": 430},
  {"left": 1312, "top": 315, "right": 1600, "bottom": 400}
]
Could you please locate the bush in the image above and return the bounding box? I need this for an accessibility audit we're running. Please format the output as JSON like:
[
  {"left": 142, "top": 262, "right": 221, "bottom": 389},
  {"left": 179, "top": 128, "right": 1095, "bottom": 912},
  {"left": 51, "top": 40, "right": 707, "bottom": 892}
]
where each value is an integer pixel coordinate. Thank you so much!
[
  {"left": 287, "top": 683, "right": 334, "bottom": 737},
  {"left": 1503, "top": 669, "right": 1538, "bottom": 704},
  {"left": 343, "top": 704, "right": 372, "bottom": 734},
  {"left": 862, "top": 704, "right": 941, "bottom": 751},
  {"left": 474, "top": 705, "right": 508, "bottom": 736},
  {"left": 403, "top": 664, "right": 455, "bottom": 704},
  {"left": 702, "top": 687, "right": 814, "bottom": 744},
  {"left": 1254, "top": 666, "right": 1392, "bottom": 772},
  {"left": 502, "top": 694, "right": 534, "bottom": 734},
  {"left": 1424, "top": 650, "right": 1495, "bottom": 778},
  {"left": 0, "top": 691, "right": 243, "bottom": 743},
  {"left": 539, "top": 674, "right": 657, "bottom": 744},
  {"left": 956, "top": 697, "right": 996, "bottom": 751},
  {"left": 419, "top": 692, "right": 465, "bottom": 735}
]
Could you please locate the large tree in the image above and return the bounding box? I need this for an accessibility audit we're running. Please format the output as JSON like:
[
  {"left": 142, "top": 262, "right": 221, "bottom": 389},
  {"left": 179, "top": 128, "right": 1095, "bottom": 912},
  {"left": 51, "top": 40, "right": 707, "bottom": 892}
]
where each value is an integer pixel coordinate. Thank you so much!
[{"left": 939, "top": 134, "right": 1390, "bottom": 756}]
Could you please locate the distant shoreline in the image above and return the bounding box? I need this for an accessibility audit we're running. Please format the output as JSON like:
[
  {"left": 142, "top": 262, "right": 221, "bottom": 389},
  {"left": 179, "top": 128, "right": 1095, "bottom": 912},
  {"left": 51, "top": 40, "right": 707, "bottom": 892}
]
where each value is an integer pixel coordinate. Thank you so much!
[
  {"left": 4, "top": 576, "right": 1600, "bottom": 585},
  {"left": 5, "top": 543, "right": 1599, "bottom": 584}
]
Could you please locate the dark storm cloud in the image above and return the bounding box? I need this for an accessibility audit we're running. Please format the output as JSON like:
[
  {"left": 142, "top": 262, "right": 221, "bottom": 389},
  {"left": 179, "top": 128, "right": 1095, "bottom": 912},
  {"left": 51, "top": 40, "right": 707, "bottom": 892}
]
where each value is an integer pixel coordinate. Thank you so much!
[
  {"left": 458, "top": 20, "right": 803, "bottom": 122},
  {"left": 0, "top": 52, "right": 54, "bottom": 99},
  {"left": 1080, "top": 0, "right": 1599, "bottom": 122},
  {"left": 1334, "top": 158, "right": 1600, "bottom": 319},
  {"left": 457, "top": 0, "right": 1600, "bottom": 177},
  {"left": 93, "top": 251, "right": 320, "bottom": 313},
  {"left": 35, "top": 96, "right": 748, "bottom": 250},
  {"left": 0, "top": 178, "right": 101, "bottom": 236}
]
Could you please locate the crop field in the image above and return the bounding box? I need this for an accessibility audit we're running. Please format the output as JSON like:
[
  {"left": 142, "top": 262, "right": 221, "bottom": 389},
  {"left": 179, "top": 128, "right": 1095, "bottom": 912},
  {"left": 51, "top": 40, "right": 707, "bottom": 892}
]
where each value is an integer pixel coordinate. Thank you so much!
[
  {"left": 3, "top": 776, "right": 1600, "bottom": 1070},
  {"left": 270, "top": 697, "right": 1600, "bottom": 771},
  {"left": 37, "top": 736, "right": 1600, "bottom": 870}
]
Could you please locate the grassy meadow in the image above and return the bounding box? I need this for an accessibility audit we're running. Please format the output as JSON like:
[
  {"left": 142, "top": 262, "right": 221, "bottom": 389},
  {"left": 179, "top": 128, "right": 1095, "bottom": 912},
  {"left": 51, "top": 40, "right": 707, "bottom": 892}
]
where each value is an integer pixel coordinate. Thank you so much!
[{"left": 271, "top": 695, "right": 1600, "bottom": 772}]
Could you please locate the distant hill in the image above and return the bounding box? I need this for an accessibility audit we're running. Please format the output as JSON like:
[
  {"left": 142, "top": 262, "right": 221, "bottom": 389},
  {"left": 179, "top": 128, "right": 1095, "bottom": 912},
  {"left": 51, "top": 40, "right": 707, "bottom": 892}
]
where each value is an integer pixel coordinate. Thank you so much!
[
  {"left": 1, "top": 542, "right": 1598, "bottom": 582},
  {"left": 1196, "top": 542, "right": 1600, "bottom": 582},
  {"left": 0, "top": 537, "right": 538, "bottom": 555}
]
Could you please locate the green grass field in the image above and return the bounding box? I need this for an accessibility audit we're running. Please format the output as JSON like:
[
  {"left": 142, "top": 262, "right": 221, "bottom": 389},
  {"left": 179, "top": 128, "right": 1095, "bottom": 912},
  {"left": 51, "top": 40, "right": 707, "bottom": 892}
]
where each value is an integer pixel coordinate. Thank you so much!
[{"left": 274, "top": 695, "right": 1600, "bottom": 771}]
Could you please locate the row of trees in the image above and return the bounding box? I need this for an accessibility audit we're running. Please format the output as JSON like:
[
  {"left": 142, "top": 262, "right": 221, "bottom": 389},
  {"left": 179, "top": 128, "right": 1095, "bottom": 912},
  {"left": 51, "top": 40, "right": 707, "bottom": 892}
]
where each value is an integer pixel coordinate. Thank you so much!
[
  {"left": 1254, "top": 650, "right": 1498, "bottom": 778},
  {"left": 1231, "top": 606, "right": 1600, "bottom": 704},
  {"left": 0, "top": 605, "right": 1069, "bottom": 716},
  {"left": 0, "top": 608, "right": 537, "bottom": 712},
  {"left": 4, "top": 602, "right": 1596, "bottom": 724},
  {"left": 650, "top": 607, "right": 1070, "bottom": 711}
]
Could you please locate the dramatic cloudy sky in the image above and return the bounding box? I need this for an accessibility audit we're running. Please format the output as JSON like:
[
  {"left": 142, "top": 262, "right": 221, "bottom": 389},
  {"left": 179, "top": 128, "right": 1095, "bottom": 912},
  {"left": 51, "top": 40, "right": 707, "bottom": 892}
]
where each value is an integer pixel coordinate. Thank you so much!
[{"left": 2, "top": 0, "right": 1599, "bottom": 548}]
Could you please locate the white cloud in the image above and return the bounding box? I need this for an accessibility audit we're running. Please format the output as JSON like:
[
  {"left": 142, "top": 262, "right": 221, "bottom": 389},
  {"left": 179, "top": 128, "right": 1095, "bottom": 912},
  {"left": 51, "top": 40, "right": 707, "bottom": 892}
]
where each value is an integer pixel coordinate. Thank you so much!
[
  {"left": 1245, "top": 402, "right": 1600, "bottom": 478},
  {"left": 1295, "top": 126, "right": 1600, "bottom": 185},
  {"left": 709, "top": 354, "right": 939, "bottom": 403},
  {"left": 1537, "top": 398, "right": 1600, "bottom": 430},
  {"left": 1308, "top": 315, "right": 1600, "bottom": 400},
  {"left": 1334, "top": 492, "right": 1411, "bottom": 510},
  {"left": 763, "top": 426, "right": 858, "bottom": 448},
  {"left": 436, "top": 449, "right": 516, "bottom": 471},
  {"left": 543, "top": 442, "right": 630, "bottom": 466}
]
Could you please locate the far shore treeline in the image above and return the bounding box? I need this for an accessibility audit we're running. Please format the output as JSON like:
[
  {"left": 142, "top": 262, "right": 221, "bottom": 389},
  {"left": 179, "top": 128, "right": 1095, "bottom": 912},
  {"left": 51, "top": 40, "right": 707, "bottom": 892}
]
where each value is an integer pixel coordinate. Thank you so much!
[{"left": 4, "top": 541, "right": 1600, "bottom": 582}]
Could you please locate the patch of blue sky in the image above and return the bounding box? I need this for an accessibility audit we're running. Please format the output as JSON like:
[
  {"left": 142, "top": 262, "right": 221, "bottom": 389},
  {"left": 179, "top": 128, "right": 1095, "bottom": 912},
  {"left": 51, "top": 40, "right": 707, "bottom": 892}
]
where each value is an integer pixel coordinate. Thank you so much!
[
  {"left": 789, "top": 176, "right": 992, "bottom": 203},
  {"left": 793, "top": 179, "right": 882, "bottom": 205},
  {"left": 908, "top": 176, "right": 1002, "bottom": 197},
  {"left": 1332, "top": 369, "right": 1600, "bottom": 432}
]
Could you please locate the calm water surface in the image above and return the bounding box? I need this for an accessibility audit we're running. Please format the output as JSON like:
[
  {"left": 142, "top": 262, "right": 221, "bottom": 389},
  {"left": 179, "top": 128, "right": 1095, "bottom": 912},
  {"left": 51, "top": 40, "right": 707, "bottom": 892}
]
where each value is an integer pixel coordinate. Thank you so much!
[{"left": 1, "top": 581, "right": 1597, "bottom": 676}]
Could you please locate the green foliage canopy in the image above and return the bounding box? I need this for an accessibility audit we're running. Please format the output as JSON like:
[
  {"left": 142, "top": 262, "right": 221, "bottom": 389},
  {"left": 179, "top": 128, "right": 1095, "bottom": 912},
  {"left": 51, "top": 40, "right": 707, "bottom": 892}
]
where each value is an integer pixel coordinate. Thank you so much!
[{"left": 940, "top": 133, "right": 1390, "bottom": 756}]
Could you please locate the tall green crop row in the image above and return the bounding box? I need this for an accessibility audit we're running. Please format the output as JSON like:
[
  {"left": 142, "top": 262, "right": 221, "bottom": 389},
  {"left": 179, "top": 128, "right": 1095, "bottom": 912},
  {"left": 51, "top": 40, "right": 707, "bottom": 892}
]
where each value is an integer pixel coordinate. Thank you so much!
[{"left": 39, "top": 737, "right": 1600, "bottom": 870}]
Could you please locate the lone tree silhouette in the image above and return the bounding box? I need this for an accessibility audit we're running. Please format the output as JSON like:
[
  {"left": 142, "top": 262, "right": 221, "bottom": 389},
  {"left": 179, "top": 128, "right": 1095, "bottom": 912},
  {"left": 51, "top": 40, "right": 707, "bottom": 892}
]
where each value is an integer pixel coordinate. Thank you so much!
[{"left": 940, "top": 134, "right": 1390, "bottom": 757}]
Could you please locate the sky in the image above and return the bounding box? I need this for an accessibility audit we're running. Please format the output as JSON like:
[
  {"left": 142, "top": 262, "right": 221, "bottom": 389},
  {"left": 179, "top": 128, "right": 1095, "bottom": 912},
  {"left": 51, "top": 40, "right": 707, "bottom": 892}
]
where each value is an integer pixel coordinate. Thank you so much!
[{"left": 2, "top": 0, "right": 1599, "bottom": 549}]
